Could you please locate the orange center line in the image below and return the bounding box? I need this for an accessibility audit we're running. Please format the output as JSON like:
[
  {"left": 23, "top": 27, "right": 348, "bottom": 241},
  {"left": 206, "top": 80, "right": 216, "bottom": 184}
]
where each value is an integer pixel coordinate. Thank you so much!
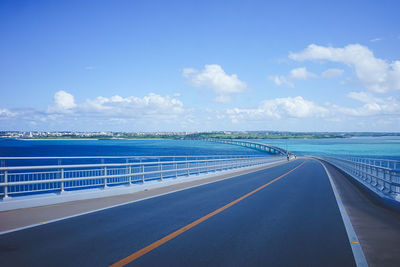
[{"left": 110, "top": 160, "right": 307, "bottom": 267}]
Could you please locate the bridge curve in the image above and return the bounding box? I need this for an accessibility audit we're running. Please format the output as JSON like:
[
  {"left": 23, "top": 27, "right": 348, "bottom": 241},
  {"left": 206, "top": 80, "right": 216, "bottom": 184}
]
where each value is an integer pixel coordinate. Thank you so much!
[{"left": 206, "top": 138, "right": 290, "bottom": 156}]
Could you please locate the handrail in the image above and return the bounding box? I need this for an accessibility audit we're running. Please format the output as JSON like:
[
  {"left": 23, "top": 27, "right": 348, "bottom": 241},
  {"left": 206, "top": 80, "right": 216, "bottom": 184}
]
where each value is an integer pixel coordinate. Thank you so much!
[
  {"left": 0, "top": 157, "right": 262, "bottom": 171},
  {"left": 320, "top": 156, "right": 400, "bottom": 200},
  {"left": 0, "top": 155, "right": 283, "bottom": 199},
  {"left": 0, "top": 155, "right": 264, "bottom": 160}
]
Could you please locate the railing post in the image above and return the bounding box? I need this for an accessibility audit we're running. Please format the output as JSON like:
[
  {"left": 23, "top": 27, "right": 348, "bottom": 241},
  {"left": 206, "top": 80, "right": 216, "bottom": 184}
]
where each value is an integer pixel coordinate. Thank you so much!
[
  {"left": 60, "top": 168, "right": 64, "bottom": 193},
  {"left": 175, "top": 157, "right": 178, "bottom": 178},
  {"left": 3, "top": 170, "right": 8, "bottom": 199},
  {"left": 160, "top": 161, "right": 163, "bottom": 181},
  {"left": 389, "top": 169, "right": 394, "bottom": 195},
  {"left": 186, "top": 157, "right": 189, "bottom": 176},
  {"left": 103, "top": 166, "right": 108, "bottom": 188},
  {"left": 126, "top": 159, "right": 131, "bottom": 185},
  {"left": 128, "top": 165, "right": 132, "bottom": 185},
  {"left": 141, "top": 162, "right": 145, "bottom": 183}
]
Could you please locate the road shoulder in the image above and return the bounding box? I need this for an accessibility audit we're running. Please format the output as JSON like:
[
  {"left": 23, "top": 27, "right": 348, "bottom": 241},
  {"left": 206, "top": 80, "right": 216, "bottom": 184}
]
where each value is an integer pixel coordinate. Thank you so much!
[{"left": 320, "top": 160, "right": 400, "bottom": 267}]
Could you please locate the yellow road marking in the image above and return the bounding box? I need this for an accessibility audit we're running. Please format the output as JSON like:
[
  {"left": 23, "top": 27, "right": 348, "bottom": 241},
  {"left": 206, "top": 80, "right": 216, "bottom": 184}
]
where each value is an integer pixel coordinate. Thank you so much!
[{"left": 110, "top": 161, "right": 306, "bottom": 267}]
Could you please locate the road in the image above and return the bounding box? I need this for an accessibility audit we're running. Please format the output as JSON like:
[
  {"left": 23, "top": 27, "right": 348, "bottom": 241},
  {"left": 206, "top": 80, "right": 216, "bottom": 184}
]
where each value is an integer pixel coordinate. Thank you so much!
[{"left": 0, "top": 159, "right": 356, "bottom": 266}]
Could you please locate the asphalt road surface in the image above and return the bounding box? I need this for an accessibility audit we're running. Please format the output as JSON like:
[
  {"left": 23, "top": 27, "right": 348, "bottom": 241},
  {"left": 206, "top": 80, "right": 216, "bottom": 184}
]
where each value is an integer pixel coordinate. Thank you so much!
[{"left": 0, "top": 159, "right": 356, "bottom": 267}]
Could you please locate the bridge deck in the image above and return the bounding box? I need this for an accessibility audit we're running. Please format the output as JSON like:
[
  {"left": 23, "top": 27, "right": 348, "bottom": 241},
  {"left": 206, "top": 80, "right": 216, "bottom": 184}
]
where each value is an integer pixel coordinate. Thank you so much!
[{"left": 2, "top": 158, "right": 400, "bottom": 266}]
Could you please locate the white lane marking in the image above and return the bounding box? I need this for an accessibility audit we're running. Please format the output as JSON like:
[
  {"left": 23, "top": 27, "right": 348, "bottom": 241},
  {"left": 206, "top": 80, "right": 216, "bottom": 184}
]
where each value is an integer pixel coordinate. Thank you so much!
[
  {"left": 0, "top": 160, "right": 289, "bottom": 236},
  {"left": 319, "top": 161, "right": 368, "bottom": 267}
]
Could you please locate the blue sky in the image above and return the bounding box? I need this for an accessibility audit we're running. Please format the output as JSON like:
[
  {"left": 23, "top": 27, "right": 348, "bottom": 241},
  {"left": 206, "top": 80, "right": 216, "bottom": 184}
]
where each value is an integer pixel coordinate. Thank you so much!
[{"left": 1, "top": 0, "right": 399, "bottom": 132}]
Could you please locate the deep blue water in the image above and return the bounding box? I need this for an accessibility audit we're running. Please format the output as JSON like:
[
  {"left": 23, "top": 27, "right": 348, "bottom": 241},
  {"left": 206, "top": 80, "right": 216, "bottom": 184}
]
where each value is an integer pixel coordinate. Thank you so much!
[
  {"left": 0, "top": 137, "right": 399, "bottom": 166},
  {"left": 0, "top": 139, "right": 265, "bottom": 157},
  {"left": 0, "top": 139, "right": 265, "bottom": 166}
]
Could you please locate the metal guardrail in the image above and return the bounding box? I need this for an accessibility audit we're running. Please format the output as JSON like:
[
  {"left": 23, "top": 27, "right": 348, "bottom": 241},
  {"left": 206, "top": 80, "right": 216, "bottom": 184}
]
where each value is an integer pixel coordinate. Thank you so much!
[
  {"left": 0, "top": 155, "right": 282, "bottom": 199},
  {"left": 321, "top": 156, "right": 400, "bottom": 199}
]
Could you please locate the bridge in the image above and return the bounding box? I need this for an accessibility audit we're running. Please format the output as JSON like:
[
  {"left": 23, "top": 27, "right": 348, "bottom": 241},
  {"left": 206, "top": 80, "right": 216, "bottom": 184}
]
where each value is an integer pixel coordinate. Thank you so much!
[
  {"left": 1, "top": 142, "right": 400, "bottom": 266},
  {"left": 206, "top": 138, "right": 290, "bottom": 156}
]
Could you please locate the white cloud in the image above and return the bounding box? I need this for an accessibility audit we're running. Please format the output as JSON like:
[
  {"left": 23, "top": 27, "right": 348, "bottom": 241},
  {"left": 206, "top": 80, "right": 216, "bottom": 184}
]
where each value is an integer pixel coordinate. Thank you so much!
[
  {"left": 370, "top": 38, "right": 382, "bottom": 42},
  {"left": 182, "top": 68, "right": 197, "bottom": 78},
  {"left": 82, "top": 93, "right": 184, "bottom": 116},
  {"left": 268, "top": 75, "right": 294, "bottom": 88},
  {"left": 340, "top": 91, "right": 400, "bottom": 116},
  {"left": 261, "top": 96, "right": 328, "bottom": 118},
  {"left": 26, "top": 91, "right": 189, "bottom": 130},
  {"left": 226, "top": 96, "right": 328, "bottom": 123},
  {"left": 6, "top": 92, "right": 188, "bottom": 131},
  {"left": 47, "top": 90, "right": 77, "bottom": 113},
  {"left": 2, "top": 90, "right": 400, "bottom": 131},
  {"left": 321, "top": 68, "right": 344, "bottom": 78},
  {"left": 347, "top": 91, "right": 377, "bottom": 103},
  {"left": 289, "top": 44, "right": 400, "bottom": 93},
  {"left": 183, "top": 64, "right": 247, "bottom": 103},
  {"left": 224, "top": 92, "right": 400, "bottom": 125},
  {"left": 269, "top": 67, "right": 315, "bottom": 88},
  {"left": 0, "top": 108, "right": 16, "bottom": 118},
  {"left": 290, "top": 67, "right": 317, "bottom": 79},
  {"left": 214, "top": 95, "right": 232, "bottom": 104}
]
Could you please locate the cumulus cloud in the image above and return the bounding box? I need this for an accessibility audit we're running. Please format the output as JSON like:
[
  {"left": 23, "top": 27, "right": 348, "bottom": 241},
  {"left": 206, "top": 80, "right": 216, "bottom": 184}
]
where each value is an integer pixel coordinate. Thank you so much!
[
  {"left": 268, "top": 75, "right": 294, "bottom": 88},
  {"left": 183, "top": 64, "right": 247, "bottom": 103},
  {"left": 82, "top": 93, "right": 184, "bottom": 116},
  {"left": 290, "top": 67, "right": 317, "bottom": 79},
  {"left": 321, "top": 68, "right": 344, "bottom": 78},
  {"left": 2, "top": 89, "right": 400, "bottom": 131},
  {"left": 289, "top": 44, "right": 400, "bottom": 93},
  {"left": 20, "top": 90, "right": 189, "bottom": 130},
  {"left": 339, "top": 91, "right": 400, "bottom": 116},
  {"left": 226, "top": 96, "right": 328, "bottom": 123},
  {"left": 224, "top": 92, "right": 400, "bottom": 125},
  {"left": 47, "top": 90, "right": 77, "bottom": 113},
  {"left": 45, "top": 90, "right": 184, "bottom": 117}
]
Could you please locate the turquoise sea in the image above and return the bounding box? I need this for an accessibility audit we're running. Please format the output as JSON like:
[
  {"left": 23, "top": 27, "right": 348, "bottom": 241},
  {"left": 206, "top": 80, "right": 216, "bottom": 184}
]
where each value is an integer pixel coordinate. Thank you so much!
[
  {"left": 0, "top": 136, "right": 399, "bottom": 165},
  {"left": 256, "top": 136, "right": 400, "bottom": 160}
]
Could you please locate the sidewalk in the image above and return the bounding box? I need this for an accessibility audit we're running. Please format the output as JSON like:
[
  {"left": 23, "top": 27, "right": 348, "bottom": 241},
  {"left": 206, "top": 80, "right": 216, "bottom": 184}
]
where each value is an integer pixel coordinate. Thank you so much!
[{"left": 323, "top": 160, "right": 400, "bottom": 267}]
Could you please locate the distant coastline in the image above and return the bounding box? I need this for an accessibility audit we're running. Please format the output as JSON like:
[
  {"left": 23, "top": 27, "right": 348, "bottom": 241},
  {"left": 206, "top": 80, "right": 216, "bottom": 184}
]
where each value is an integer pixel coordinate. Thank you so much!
[
  {"left": 19, "top": 138, "right": 101, "bottom": 141},
  {"left": 1, "top": 131, "right": 399, "bottom": 141}
]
